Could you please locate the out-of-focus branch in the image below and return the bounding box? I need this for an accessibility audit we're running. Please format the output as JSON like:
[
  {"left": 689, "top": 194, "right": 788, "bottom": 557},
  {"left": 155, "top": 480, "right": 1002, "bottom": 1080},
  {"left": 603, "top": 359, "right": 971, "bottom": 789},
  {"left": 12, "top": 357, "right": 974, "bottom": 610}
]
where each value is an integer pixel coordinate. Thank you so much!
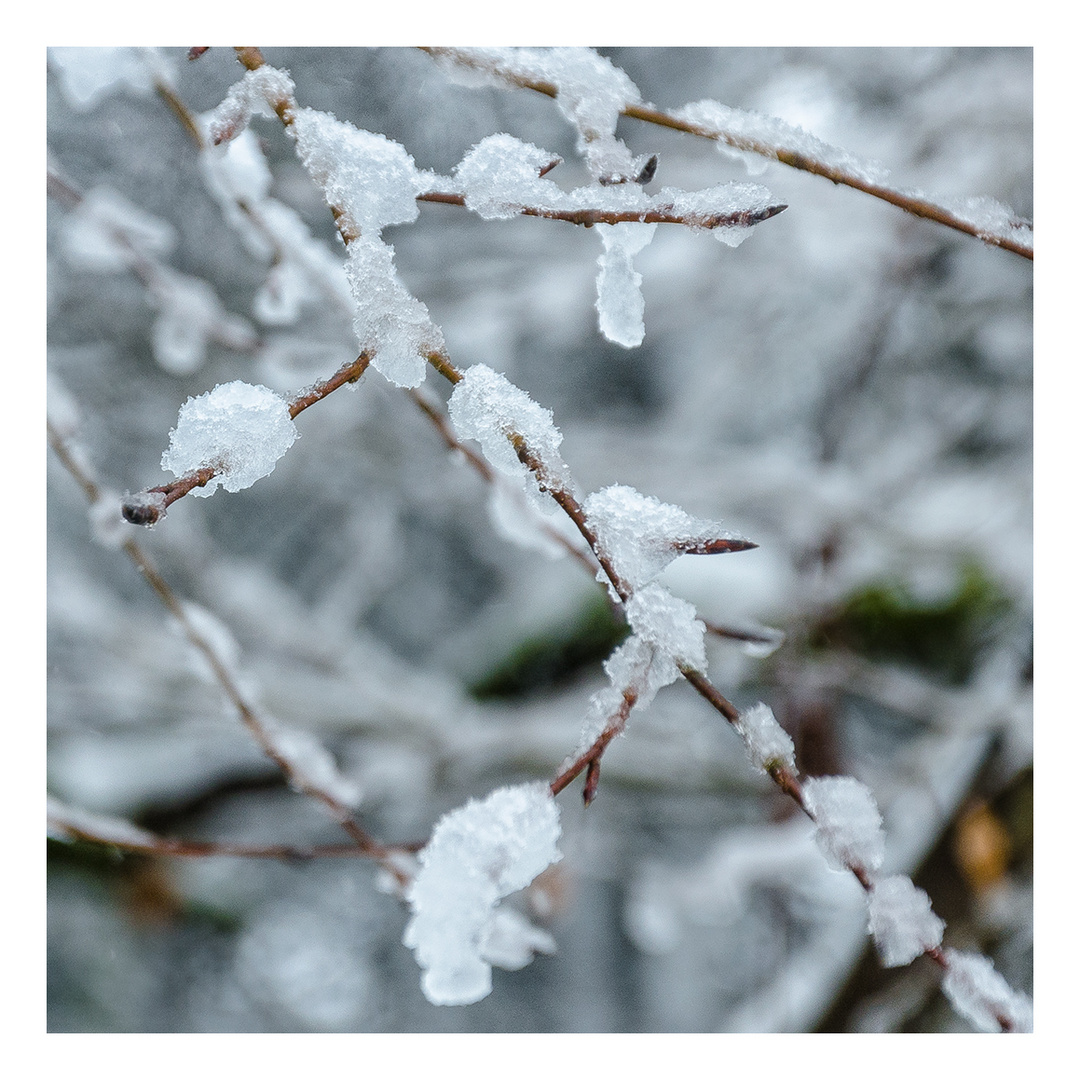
[
  {"left": 49, "top": 417, "right": 412, "bottom": 883},
  {"left": 48, "top": 798, "right": 423, "bottom": 860}
]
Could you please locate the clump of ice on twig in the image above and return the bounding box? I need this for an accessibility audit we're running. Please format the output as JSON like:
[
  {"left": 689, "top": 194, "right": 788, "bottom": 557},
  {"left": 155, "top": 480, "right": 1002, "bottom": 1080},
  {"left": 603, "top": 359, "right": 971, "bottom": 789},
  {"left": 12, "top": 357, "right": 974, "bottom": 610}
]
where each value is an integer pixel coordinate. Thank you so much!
[
  {"left": 866, "top": 874, "right": 945, "bottom": 967},
  {"left": 735, "top": 702, "right": 796, "bottom": 774},
  {"left": 595, "top": 222, "right": 657, "bottom": 347},
  {"left": 584, "top": 484, "right": 742, "bottom": 594},
  {"left": 288, "top": 108, "right": 445, "bottom": 387},
  {"left": 161, "top": 381, "right": 298, "bottom": 495},
  {"left": 625, "top": 582, "right": 707, "bottom": 676},
  {"left": 291, "top": 108, "right": 434, "bottom": 237},
  {"left": 455, "top": 134, "right": 558, "bottom": 220},
  {"left": 436, "top": 48, "right": 640, "bottom": 182},
  {"left": 403, "top": 782, "right": 562, "bottom": 1006},
  {"left": 578, "top": 582, "right": 706, "bottom": 751},
  {"left": 802, "top": 775, "right": 886, "bottom": 874},
  {"left": 205, "top": 65, "right": 296, "bottom": 145},
  {"left": 343, "top": 237, "right": 445, "bottom": 389},
  {"left": 448, "top": 364, "right": 572, "bottom": 506},
  {"left": 941, "top": 948, "right": 1033, "bottom": 1032}
]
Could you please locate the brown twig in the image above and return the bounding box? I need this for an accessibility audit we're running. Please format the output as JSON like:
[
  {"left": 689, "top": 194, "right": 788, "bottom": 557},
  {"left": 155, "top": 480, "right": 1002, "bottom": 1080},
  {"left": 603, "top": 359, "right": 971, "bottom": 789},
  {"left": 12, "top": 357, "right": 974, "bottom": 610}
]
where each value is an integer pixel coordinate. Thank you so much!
[
  {"left": 420, "top": 47, "right": 1033, "bottom": 261},
  {"left": 549, "top": 689, "right": 637, "bottom": 803},
  {"left": 49, "top": 418, "right": 411, "bottom": 883},
  {"left": 418, "top": 190, "right": 788, "bottom": 231}
]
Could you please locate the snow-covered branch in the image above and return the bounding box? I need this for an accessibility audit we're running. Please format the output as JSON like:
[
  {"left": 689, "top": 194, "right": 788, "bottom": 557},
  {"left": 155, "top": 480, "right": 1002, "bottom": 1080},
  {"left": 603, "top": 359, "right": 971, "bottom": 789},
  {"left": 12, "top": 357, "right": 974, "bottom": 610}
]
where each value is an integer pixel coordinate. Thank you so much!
[{"left": 48, "top": 46, "right": 1032, "bottom": 1033}]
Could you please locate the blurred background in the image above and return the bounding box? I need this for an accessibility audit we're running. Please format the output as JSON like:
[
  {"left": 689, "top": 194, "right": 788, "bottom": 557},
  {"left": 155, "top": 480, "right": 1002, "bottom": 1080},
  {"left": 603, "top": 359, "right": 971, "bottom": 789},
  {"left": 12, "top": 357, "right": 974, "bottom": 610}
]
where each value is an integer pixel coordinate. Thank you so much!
[{"left": 47, "top": 47, "right": 1032, "bottom": 1032}]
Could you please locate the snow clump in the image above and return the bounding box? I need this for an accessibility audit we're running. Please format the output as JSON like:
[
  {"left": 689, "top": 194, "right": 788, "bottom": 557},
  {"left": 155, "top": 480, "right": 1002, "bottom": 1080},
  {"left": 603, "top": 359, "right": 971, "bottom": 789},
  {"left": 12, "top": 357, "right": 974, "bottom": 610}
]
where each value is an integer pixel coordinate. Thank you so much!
[
  {"left": 941, "top": 948, "right": 1033, "bottom": 1032},
  {"left": 403, "top": 782, "right": 562, "bottom": 1006},
  {"left": 735, "top": 702, "right": 796, "bottom": 775},
  {"left": 448, "top": 364, "right": 572, "bottom": 505},
  {"left": 595, "top": 222, "right": 657, "bottom": 347},
  {"left": 161, "top": 381, "right": 298, "bottom": 495},
  {"left": 584, "top": 484, "right": 739, "bottom": 594},
  {"left": 802, "top": 775, "right": 885, "bottom": 874},
  {"left": 866, "top": 874, "right": 945, "bottom": 967}
]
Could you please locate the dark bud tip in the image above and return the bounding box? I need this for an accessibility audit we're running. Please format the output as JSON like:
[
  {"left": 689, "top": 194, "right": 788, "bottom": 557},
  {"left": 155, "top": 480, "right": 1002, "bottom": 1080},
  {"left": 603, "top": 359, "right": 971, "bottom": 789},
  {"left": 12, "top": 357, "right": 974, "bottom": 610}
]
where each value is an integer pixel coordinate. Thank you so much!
[
  {"left": 187, "top": 47, "right": 210, "bottom": 61},
  {"left": 121, "top": 491, "right": 167, "bottom": 527},
  {"left": 635, "top": 154, "right": 659, "bottom": 185},
  {"left": 583, "top": 760, "right": 601, "bottom": 807},
  {"left": 673, "top": 536, "right": 759, "bottom": 555}
]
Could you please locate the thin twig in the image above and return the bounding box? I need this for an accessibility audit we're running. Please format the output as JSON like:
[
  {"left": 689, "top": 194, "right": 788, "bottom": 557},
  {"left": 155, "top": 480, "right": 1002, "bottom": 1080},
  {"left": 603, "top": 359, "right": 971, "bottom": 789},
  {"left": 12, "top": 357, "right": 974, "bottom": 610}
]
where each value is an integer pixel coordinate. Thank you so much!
[
  {"left": 49, "top": 418, "right": 412, "bottom": 882},
  {"left": 420, "top": 47, "right": 1032, "bottom": 261},
  {"left": 418, "top": 190, "right": 788, "bottom": 231}
]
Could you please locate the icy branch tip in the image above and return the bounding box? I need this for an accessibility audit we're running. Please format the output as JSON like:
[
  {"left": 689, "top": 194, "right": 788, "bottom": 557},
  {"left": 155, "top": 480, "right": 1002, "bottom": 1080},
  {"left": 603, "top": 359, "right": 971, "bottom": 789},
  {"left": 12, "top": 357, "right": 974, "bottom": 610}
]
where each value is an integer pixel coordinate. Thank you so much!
[
  {"left": 160, "top": 381, "right": 299, "bottom": 498},
  {"left": 121, "top": 489, "right": 168, "bottom": 527}
]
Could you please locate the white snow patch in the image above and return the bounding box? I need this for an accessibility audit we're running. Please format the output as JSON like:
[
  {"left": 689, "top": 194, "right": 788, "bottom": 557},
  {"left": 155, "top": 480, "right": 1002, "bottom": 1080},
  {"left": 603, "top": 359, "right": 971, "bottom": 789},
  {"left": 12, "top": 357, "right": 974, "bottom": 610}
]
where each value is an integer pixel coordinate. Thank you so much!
[
  {"left": 448, "top": 364, "right": 571, "bottom": 505},
  {"left": 161, "top": 381, "right": 298, "bottom": 495},
  {"left": 735, "top": 702, "right": 796, "bottom": 774},
  {"left": 403, "top": 783, "right": 561, "bottom": 1005},
  {"left": 802, "top": 775, "right": 885, "bottom": 874},
  {"left": 866, "top": 874, "right": 945, "bottom": 967},
  {"left": 942, "top": 948, "right": 1033, "bottom": 1032}
]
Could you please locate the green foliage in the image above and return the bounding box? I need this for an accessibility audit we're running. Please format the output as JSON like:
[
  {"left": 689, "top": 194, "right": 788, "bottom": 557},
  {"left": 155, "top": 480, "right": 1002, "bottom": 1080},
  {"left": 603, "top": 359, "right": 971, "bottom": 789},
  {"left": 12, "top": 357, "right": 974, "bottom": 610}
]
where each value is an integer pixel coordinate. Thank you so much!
[
  {"left": 469, "top": 590, "right": 630, "bottom": 700},
  {"left": 810, "top": 563, "right": 1012, "bottom": 684}
]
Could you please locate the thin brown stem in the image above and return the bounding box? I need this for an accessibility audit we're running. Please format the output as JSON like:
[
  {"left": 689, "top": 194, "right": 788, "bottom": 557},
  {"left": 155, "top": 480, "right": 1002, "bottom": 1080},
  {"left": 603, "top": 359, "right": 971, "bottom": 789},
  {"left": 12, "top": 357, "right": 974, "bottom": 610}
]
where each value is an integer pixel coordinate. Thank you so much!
[
  {"left": 549, "top": 688, "right": 637, "bottom": 801},
  {"left": 288, "top": 353, "right": 372, "bottom": 418},
  {"left": 420, "top": 48, "right": 1032, "bottom": 261},
  {"left": 418, "top": 190, "right": 788, "bottom": 231},
  {"left": 49, "top": 419, "right": 411, "bottom": 882}
]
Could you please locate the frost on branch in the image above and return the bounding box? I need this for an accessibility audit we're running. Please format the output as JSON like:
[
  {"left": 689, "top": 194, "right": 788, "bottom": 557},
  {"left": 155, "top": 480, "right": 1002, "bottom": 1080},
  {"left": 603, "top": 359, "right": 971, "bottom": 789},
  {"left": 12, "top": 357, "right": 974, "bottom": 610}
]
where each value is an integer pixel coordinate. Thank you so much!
[
  {"left": 161, "top": 381, "right": 298, "bottom": 495},
  {"left": 151, "top": 270, "right": 257, "bottom": 376},
  {"left": 288, "top": 108, "right": 444, "bottom": 387},
  {"left": 866, "top": 874, "right": 944, "bottom": 967},
  {"left": 578, "top": 583, "right": 706, "bottom": 750},
  {"left": 455, "top": 134, "right": 561, "bottom": 220},
  {"left": 595, "top": 222, "right": 657, "bottom": 347},
  {"left": 448, "top": 364, "right": 572, "bottom": 506},
  {"left": 260, "top": 717, "right": 363, "bottom": 810},
  {"left": 735, "top": 702, "right": 796, "bottom": 775},
  {"left": 48, "top": 796, "right": 159, "bottom": 849},
  {"left": 60, "top": 186, "right": 176, "bottom": 273},
  {"left": 205, "top": 65, "right": 296, "bottom": 145},
  {"left": 584, "top": 483, "right": 746, "bottom": 594},
  {"left": 403, "top": 783, "right": 562, "bottom": 1006},
  {"left": 437, "top": 47, "right": 641, "bottom": 182},
  {"left": 802, "top": 775, "right": 886, "bottom": 874},
  {"left": 942, "top": 948, "right": 1033, "bottom": 1032},
  {"left": 675, "top": 98, "right": 890, "bottom": 185},
  {"left": 290, "top": 108, "right": 433, "bottom": 237},
  {"left": 344, "top": 237, "right": 445, "bottom": 389}
]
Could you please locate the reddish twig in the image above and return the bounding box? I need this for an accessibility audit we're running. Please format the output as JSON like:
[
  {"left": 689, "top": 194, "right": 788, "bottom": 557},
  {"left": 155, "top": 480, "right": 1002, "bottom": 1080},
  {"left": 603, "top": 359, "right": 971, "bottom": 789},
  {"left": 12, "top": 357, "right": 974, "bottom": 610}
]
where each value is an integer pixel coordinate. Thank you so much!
[
  {"left": 420, "top": 47, "right": 1033, "bottom": 261},
  {"left": 49, "top": 418, "right": 412, "bottom": 883},
  {"left": 418, "top": 190, "right": 788, "bottom": 231}
]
